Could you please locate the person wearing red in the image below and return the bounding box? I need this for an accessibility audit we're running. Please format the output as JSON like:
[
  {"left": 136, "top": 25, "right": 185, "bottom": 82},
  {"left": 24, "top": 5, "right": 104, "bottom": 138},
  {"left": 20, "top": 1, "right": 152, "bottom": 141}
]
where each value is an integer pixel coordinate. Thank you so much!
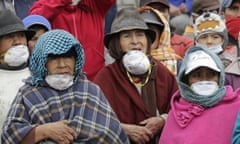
[{"left": 29, "top": 0, "right": 115, "bottom": 80}]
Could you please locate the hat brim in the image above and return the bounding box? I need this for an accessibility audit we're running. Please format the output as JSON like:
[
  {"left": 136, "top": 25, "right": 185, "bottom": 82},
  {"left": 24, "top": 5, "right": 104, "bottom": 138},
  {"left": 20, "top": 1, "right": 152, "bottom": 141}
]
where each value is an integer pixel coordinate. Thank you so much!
[
  {"left": 204, "top": 5, "right": 220, "bottom": 12},
  {"left": 104, "top": 29, "right": 155, "bottom": 48},
  {"left": 145, "top": 1, "right": 169, "bottom": 8},
  {"left": 141, "top": 11, "right": 164, "bottom": 27},
  {"left": 144, "top": 19, "right": 164, "bottom": 27},
  {"left": 185, "top": 63, "right": 220, "bottom": 74},
  {"left": 0, "top": 24, "right": 35, "bottom": 41}
]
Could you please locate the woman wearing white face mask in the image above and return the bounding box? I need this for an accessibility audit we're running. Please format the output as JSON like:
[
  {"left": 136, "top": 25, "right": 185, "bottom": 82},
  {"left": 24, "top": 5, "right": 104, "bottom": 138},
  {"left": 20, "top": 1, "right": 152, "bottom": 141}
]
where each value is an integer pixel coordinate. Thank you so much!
[
  {"left": 0, "top": 10, "right": 35, "bottom": 136},
  {"left": 1, "top": 30, "right": 130, "bottom": 144},
  {"left": 94, "top": 7, "right": 178, "bottom": 144},
  {"left": 159, "top": 46, "right": 240, "bottom": 144}
]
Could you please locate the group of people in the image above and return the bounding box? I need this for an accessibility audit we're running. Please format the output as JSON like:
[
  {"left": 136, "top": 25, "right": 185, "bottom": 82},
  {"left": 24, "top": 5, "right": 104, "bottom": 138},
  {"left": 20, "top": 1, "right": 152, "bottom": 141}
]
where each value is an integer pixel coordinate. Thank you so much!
[{"left": 1, "top": 0, "right": 240, "bottom": 144}]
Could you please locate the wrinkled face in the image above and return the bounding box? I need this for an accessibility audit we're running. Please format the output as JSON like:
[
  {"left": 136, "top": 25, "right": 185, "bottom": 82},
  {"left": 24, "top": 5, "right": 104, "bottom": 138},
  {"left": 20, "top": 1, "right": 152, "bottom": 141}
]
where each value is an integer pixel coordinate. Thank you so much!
[
  {"left": 223, "top": 2, "right": 240, "bottom": 17},
  {"left": 187, "top": 67, "right": 219, "bottom": 85},
  {"left": 0, "top": 32, "right": 27, "bottom": 64},
  {"left": 46, "top": 56, "right": 76, "bottom": 76},
  {"left": 197, "top": 33, "right": 223, "bottom": 47},
  {"left": 0, "top": 32, "right": 27, "bottom": 54},
  {"left": 28, "top": 29, "right": 46, "bottom": 53},
  {"left": 119, "top": 29, "right": 148, "bottom": 53}
]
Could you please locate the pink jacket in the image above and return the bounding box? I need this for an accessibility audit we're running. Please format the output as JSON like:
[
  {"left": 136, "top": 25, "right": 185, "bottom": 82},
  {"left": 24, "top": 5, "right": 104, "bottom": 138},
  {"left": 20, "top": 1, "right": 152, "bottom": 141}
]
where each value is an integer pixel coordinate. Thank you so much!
[
  {"left": 159, "top": 86, "right": 240, "bottom": 144},
  {"left": 29, "top": 0, "right": 115, "bottom": 80}
]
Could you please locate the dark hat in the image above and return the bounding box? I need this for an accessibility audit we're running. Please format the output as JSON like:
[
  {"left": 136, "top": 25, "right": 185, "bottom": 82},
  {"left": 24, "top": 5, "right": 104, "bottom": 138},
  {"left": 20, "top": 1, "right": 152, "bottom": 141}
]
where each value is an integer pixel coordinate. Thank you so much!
[
  {"left": 192, "top": 0, "right": 220, "bottom": 15},
  {"left": 0, "top": 10, "right": 35, "bottom": 40},
  {"left": 104, "top": 7, "right": 155, "bottom": 47},
  {"left": 141, "top": 10, "right": 164, "bottom": 28},
  {"left": 144, "top": 0, "right": 169, "bottom": 8},
  {"left": 221, "top": 0, "right": 233, "bottom": 11}
]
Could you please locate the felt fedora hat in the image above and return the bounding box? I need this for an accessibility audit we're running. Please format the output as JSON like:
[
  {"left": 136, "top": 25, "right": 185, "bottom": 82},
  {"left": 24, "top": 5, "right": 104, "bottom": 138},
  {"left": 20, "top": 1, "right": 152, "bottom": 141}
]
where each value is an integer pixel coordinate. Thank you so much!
[
  {"left": 0, "top": 10, "right": 35, "bottom": 40},
  {"left": 144, "top": 0, "right": 169, "bottom": 8},
  {"left": 104, "top": 7, "right": 155, "bottom": 48}
]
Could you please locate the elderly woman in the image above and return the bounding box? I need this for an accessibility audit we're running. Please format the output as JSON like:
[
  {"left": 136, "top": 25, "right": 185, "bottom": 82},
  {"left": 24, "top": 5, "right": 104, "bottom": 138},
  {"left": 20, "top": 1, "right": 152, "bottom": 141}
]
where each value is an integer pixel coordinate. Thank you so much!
[
  {"left": 159, "top": 46, "right": 240, "bottom": 144},
  {"left": 0, "top": 10, "right": 35, "bottom": 135},
  {"left": 93, "top": 7, "right": 178, "bottom": 144},
  {"left": 1, "top": 30, "right": 129, "bottom": 144}
]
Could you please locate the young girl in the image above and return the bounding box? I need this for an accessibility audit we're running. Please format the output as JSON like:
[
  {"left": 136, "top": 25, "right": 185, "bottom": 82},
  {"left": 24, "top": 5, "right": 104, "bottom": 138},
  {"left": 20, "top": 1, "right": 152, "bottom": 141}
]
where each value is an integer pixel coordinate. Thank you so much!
[{"left": 159, "top": 46, "right": 240, "bottom": 144}]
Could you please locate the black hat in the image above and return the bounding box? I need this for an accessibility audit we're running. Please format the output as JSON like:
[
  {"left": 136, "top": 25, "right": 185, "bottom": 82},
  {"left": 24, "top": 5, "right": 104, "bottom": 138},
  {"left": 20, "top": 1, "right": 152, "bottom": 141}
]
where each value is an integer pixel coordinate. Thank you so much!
[
  {"left": 141, "top": 10, "right": 164, "bottom": 28},
  {"left": 144, "top": 0, "right": 170, "bottom": 9},
  {"left": 0, "top": 10, "right": 35, "bottom": 40},
  {"left": 104, "top": 7, "right": 155, "bottom": 48}
]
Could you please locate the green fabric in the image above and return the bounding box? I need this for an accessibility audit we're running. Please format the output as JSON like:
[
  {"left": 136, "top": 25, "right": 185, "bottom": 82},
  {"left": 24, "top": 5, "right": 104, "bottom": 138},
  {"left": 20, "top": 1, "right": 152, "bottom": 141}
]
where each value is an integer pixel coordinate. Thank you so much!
[{"left": 178, "top": 46, "right": 226, "bottom": 107}]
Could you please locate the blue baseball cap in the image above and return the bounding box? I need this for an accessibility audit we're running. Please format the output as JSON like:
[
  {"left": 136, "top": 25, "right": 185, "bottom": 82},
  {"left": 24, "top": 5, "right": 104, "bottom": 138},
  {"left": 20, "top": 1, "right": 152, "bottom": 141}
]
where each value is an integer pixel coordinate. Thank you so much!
[{"left": 23, "top": 15, "right": 52, "bottom": 30}]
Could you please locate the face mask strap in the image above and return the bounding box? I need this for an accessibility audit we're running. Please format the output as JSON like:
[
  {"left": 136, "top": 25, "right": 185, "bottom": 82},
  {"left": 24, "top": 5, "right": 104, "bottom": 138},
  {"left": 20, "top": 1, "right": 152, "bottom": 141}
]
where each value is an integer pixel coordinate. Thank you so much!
[{"left": 126, "top": 66, "right": 152, "bottom": 87}]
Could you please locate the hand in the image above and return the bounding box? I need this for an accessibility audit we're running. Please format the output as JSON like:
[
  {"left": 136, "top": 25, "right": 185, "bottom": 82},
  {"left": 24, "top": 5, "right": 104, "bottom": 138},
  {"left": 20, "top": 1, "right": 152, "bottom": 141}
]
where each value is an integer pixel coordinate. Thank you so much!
[
  {"left": 139, "top": 117, "right": 165, "bottom": 135},
  {"left": 121, "top": 123, "right": 154, "bottom": 144},
  {"left": 169, "top": 4, "right": 181, "bottom": 17},
  {"left": 179, "top": 3, "right": 187, "bottom": 14},
  {"left": 41, "top": 120, "right": 77, "bottom": 144},
  {"left": 71, "top": 0, "right": 81, "bottom": 6}
]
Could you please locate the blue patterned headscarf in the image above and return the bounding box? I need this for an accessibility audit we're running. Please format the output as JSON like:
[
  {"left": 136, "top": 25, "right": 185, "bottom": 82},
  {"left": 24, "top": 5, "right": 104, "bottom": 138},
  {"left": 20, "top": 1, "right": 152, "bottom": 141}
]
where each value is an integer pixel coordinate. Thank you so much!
[{"left": 29, "top": 29, "right": 85, "bottom": 86}]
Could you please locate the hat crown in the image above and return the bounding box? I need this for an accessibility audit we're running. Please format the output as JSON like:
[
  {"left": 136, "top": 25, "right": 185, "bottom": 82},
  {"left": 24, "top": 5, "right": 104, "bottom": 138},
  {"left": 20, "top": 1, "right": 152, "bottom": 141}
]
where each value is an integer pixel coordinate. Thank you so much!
[
  {"left": 0, "top": 10, "right": 22, "bottom": 28},
  {"left": 0, "top": 10, "right": 35, "bottom": 39},
  {"left": 104, "top": 7, "right": 155, "bottom": 47},
  {"left": 192, "top": 0, "right": 220, "bottom": 15},
  {"left": 145, "top": 0, "right": 169, "bottom": 8},
  {"left": 0, "top": 10, "right": 24, "bottom": 35},
  {"left": 110, "top": 7, "right": 149, "bottom": 34},
  {"left": 141, "top": 10, "right": 163, "bottom": 27}
]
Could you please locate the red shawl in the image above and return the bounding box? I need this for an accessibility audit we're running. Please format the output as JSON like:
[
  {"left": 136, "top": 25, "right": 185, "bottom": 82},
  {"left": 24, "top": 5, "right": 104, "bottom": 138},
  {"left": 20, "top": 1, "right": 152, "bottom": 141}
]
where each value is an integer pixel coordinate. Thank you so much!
[{"left": 94, "top": 59, "right": 178, "bottom": 124}]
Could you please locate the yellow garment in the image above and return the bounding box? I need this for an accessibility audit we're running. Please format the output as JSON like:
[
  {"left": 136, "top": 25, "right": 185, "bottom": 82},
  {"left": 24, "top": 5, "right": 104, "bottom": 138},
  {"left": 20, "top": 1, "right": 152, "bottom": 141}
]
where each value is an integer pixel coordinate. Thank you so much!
[
  {"left": 139, "top": 6, "right": 182, "bottom": 75},
  {"left": 183, "top": 25, "right": 194, "bottom": 35}
]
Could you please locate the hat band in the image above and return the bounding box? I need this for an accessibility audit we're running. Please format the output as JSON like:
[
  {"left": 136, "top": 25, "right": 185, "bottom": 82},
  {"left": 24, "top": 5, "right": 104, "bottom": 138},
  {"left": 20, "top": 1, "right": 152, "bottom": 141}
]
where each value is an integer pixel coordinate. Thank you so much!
[{"left": 0, "top": 23, "right": 26, "bottom": 37}]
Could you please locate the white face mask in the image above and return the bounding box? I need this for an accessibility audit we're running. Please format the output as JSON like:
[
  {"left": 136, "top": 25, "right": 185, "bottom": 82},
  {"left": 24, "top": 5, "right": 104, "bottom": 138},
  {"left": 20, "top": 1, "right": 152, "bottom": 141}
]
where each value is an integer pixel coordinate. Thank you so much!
[
  {"left": 4, "top": 45, "right": 29, "bottom": 66},
  {"left": 71, "top": 0, "right": 81, "bottom": 5},
  {"left": 123, "top": 50, "right": 150, "bottom": 75},
  {"left": 45, "top": 74, "right": 74, "bottom": 91},
  {"left": 191, "top": 81, "right": 219, "bottom": 96},
  {"left": 196, "top": 43, "right": 223, "bottom": 54},
  {"left": 207, "top": 44, "right": 223, "bottom": 54}
]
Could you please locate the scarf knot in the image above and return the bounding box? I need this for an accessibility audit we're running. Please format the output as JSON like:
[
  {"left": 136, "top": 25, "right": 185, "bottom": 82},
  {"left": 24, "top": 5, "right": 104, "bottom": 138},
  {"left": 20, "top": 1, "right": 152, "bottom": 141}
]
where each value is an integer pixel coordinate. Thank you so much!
[{"left": 177, "top": 103, "right": 204, "bottom": 127}]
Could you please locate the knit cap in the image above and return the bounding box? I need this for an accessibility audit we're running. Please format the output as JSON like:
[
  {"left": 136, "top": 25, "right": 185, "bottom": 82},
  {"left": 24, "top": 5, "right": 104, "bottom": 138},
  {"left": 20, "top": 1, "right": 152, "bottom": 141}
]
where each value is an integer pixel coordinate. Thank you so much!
[{"left": 194, "top": 12, "right": 228, "bottom": 49}]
